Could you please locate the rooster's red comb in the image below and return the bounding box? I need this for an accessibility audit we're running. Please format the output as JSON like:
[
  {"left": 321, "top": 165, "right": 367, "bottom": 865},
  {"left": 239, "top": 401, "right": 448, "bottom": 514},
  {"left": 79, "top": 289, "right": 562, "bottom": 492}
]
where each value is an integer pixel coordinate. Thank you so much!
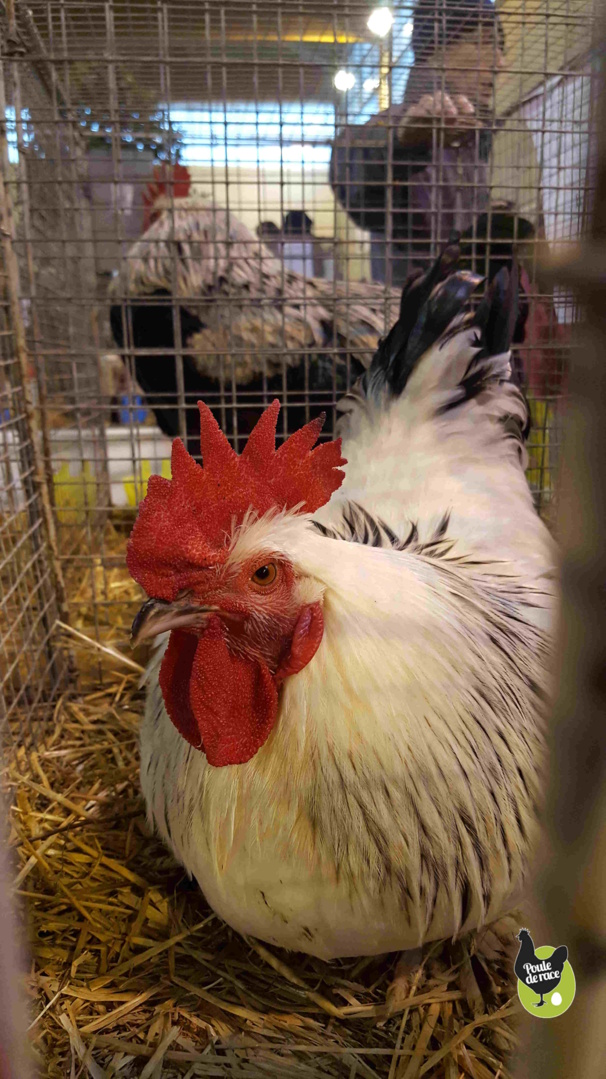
[
  {"left": 126, "top": 400, "right": 346, "bottom": 601},
  {"left": 142, "top": 162, "right": 191, "bottom": 231}
]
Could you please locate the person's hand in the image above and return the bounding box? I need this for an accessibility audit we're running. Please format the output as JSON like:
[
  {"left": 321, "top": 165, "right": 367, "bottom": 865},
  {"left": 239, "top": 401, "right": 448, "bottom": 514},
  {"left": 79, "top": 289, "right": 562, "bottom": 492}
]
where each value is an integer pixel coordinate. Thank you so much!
[{"left": 398, "top": 92, "right": 480, "bottom": 147}]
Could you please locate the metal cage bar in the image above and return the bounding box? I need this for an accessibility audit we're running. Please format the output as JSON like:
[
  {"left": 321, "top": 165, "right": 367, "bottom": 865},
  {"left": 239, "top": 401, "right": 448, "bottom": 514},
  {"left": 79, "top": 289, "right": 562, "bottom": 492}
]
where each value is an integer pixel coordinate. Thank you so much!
[{"left": 0, "top": 0, "right": 600, "bottom": 692}]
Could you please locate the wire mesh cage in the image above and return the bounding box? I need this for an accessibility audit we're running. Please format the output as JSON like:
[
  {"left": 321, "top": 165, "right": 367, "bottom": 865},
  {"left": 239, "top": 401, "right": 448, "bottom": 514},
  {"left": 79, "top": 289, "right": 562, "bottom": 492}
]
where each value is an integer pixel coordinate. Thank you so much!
[
  {"left": 0, "top": 0, "right": 602, "bottom": 1075},
  {"left": 0, "top": 157, "right": 69, "bottom": 741}
]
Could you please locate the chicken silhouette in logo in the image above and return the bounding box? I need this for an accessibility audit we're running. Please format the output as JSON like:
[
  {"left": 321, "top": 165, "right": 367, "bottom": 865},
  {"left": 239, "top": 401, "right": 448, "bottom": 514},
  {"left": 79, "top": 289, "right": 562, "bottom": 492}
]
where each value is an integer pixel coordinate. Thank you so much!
[{"left": 514, "top": 929, "right": 568, "bottom": 1007}]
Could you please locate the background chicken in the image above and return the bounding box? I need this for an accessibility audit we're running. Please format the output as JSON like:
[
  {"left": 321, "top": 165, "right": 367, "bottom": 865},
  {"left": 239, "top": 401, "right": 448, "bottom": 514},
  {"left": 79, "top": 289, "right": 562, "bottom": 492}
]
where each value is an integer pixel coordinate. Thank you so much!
[
  {"left": 126, "top": 245, "right": 556, "bottom": 961},
  {"left": 109, "top": 170, "right": 400, "bottom": 455}
]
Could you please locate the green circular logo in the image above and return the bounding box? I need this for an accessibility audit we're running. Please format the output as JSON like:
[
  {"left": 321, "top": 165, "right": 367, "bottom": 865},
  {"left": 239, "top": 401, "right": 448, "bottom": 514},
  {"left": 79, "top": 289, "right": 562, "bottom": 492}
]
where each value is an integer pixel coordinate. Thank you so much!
[{"left": 517, "top": 944, "right": 576, "bottom": 1018}]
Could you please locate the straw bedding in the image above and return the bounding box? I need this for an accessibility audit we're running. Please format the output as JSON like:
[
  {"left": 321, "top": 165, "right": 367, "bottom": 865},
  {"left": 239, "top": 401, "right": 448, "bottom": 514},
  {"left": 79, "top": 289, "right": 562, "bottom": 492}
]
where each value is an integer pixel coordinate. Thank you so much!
[{"left": 5, "top": 524, "right": 524, "bottom": 1078}]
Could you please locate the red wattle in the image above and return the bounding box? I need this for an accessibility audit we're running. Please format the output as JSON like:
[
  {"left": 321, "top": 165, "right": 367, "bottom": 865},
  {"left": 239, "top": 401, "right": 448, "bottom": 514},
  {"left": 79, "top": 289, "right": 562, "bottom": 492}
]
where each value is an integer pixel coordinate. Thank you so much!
[
  {"left": 159, "top": 630, "right": 202, "bottom": 748},
  {"left": 158, "top": 605, "right": 324, "bottom": 767},
  {"left": 188, "top": 617, "right": 278, "bottom": 767}
]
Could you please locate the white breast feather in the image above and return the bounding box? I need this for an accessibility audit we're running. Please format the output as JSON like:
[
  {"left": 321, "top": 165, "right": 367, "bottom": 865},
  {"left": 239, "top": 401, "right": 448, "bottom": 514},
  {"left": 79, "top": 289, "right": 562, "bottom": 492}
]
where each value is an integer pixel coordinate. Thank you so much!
[{"left": 140, "top": 524, "right": 553, "bottom": 959}]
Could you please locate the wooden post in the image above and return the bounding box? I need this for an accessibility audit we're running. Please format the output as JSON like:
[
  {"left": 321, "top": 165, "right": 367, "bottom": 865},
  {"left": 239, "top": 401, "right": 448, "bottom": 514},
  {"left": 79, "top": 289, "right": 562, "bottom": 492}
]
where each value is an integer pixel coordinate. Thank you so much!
[
  {"left": 0, "top": 829, "right": 34, "bottom": 1079},
  {"left": 513, "top": 12, "right": 606, "bottom": 1076}
]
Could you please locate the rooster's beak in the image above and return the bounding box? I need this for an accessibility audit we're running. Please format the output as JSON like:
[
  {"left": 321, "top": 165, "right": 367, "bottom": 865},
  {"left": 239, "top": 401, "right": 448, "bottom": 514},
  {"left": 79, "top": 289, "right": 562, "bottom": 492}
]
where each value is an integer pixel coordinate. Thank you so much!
[{"left": 131, "top": 597, "right": 217, "bottom": 647}]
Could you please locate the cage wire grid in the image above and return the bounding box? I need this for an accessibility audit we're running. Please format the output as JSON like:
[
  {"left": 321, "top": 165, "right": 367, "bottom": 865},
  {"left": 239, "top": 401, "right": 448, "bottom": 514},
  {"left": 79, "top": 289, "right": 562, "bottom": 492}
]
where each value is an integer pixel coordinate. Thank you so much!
[{"left": 0, "top": 1, "right": 602, "bottom": 1073}]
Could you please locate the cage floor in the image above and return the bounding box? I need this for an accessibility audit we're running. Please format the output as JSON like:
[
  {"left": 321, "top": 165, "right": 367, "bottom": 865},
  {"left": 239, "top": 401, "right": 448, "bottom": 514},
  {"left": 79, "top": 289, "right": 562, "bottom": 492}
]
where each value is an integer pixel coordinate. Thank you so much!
[{"left": 6, "top": 530, "right": 523, "bottom": 1079}]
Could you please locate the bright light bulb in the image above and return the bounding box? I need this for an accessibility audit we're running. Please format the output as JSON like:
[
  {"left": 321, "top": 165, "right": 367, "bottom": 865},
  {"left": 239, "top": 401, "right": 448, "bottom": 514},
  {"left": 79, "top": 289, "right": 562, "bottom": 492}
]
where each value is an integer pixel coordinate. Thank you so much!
[
  {"left": 334, "top": 69, "right": 356, "bottom": 92},
  {"left": 402, "top": 19, "right": 413, "bottom": 39},
  {"left": 363, "top": 77, "right": 380, "bottom": 91},
  {"left": 367, "top": 6, "right": 393, "bottom": 38}
]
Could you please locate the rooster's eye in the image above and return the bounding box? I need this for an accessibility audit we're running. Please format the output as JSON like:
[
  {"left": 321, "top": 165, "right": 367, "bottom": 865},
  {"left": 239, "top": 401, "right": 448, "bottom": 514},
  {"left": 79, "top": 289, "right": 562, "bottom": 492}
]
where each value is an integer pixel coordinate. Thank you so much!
[{"left": 251, "top": 562, "right": 277, "bottom": 586}]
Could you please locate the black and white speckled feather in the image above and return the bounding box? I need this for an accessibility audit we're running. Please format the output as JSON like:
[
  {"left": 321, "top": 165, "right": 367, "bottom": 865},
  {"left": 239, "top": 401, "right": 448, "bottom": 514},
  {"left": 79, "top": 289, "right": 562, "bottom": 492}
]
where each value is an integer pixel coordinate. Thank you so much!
[
  {"left": 313, "top": 503, "right": 451, "bottom": 557},
  {"left": 337, "top": 243, "right": 528, "bottom": 446}
]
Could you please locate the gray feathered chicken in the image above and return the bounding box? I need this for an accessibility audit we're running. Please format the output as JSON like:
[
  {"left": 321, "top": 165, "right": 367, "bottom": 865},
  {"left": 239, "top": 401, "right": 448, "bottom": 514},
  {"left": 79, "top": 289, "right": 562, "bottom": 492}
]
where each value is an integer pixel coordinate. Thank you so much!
[
  {"left": 127, "top": 244, "right": 556, "bottom": 959},
  {"left": 109, "top": 194, "right": 400, "bottom": 454}
]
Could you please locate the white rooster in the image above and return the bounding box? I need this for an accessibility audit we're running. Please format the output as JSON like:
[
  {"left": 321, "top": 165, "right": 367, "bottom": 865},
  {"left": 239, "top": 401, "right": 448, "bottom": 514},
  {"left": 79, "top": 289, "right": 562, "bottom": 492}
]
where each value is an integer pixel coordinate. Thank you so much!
[{"left": 127, "top": 245, "right": 556, "bottom": 960}]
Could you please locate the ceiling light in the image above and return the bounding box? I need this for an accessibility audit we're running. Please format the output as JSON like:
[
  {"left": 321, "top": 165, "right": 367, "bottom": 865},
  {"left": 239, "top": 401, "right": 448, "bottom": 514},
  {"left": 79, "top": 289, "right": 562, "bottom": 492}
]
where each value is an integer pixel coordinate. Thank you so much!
[
  {"left": 367, "top": 6, "right": 393, "bottom": 38},
  {"left": 334, "top": 69, "right": 356, "bottom": 92},
  {"left": 363, "top": 77, "right": 380, "bottom": 91},
  {"left": 402, "top": 19, "right": 413, "bottom": 40}
]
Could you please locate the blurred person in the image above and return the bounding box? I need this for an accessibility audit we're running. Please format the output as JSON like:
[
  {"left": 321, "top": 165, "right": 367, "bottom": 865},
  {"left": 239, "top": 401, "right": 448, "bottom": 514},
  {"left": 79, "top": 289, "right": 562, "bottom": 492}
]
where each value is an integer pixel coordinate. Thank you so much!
[
  {"left": 331, "top": 0, "right": 569, "bottom": 507},
  {"left": 282, "top": 210, "right": 319, "bottom": 277},
  {"left": 283, "top": 210, "right": 314, "bottom": 236},
  {"left": 256, "top": 220, "right": 282, "bottom": 258},
  {"left": 330, "top": 0, "right": 507, "bottom": 287}
]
